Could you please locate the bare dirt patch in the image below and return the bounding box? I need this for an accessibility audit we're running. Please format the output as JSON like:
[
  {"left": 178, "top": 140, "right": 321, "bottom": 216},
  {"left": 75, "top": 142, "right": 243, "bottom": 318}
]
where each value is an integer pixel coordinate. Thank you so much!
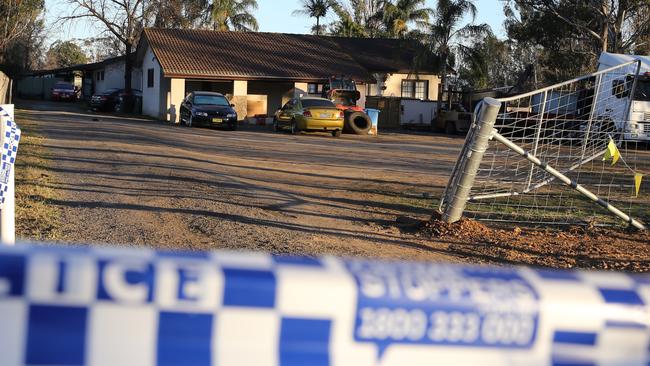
[
  {"left": 417, "top": 213, "right": 650, "bottom": 272},
  {"left": 15, "top": 100, "right": 649, "bottom": 271}
]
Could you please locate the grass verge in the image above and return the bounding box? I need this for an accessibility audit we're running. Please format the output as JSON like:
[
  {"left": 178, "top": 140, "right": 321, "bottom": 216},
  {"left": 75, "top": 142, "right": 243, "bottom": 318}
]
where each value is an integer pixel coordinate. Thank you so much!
[{"left": 14, "top": 109, "right": 61, "bottom": 240}]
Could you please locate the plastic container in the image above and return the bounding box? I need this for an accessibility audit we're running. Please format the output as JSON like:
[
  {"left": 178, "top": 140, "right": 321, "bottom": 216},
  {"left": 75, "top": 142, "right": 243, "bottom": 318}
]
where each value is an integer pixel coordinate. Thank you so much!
[{"left": 365, "top": 108, "right": 380, "bottom": 135}]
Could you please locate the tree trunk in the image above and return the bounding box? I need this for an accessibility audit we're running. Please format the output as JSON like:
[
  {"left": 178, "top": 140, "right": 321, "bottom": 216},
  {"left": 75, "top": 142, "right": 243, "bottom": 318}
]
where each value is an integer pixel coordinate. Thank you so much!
[
  {"left": 600, "top": 0, "right": 610, "bottom": 52},
  {"left": 123, "top": 42, "right": 134, "bottom": 113},
  {"left": 437, "top": 53, "right": 448, "bottom": 117},
  {"left": 316, "top": 16, "right": 320, "bottom": 35},
  {"left": 613, "top": 6, "right": 626, "bottom": 53},
  {"left": 124, "top": 42, "right": 133, "bottom": 92}
]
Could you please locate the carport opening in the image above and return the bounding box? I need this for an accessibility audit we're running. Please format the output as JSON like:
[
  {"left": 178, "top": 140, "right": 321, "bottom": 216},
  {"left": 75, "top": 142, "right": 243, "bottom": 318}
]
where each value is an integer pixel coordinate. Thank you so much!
[{"left": 353, "top": 116, "right": 370, "bottom": 129}]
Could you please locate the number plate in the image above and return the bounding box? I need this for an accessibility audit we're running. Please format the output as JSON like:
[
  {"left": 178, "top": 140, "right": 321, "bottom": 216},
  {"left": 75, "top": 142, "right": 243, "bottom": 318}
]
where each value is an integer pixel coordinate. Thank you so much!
[
  {"left": 320, "top": 113, "right": 330, "bottom": 118},
  {"left": 212, "top": 118, "right": 223, "bottom": 123}
]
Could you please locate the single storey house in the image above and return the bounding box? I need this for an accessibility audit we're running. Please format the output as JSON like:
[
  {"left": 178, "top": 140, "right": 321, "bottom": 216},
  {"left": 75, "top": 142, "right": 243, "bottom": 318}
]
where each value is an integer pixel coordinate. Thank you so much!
[
  {"left": 135, "top": 28, "right": 440, "bottom": 122},
  {"left": 16, "top": 55, "right": 141, "bottom": 100}
]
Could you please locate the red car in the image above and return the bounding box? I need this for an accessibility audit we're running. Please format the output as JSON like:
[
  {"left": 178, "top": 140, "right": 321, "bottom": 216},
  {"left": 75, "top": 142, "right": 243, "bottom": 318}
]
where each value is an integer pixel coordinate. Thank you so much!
[{"left": 51, "top": 82, "right": 77, "bottom": 101}]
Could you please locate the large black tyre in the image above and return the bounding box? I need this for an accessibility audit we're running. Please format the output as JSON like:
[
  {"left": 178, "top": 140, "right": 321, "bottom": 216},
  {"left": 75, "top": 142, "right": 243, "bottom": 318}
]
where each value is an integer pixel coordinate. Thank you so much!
[
  {"left": 345, "top": 112, "right": 372, "bottom": 135},
  {"left": 272, "top": 118, "right": 280, "bottom": 132}
]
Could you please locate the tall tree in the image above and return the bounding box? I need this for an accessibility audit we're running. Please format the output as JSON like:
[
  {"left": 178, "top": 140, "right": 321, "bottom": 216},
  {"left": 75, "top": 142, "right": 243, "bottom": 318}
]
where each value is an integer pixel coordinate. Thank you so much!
[
  {"left": 1, "top": 15, "right": 45, "bottom": 76},
  {"left": 152, "top": 0, "right": 209, "bottom": 29},
  {"left": 293, "top": 0, "right": 334, "bottom": 35},
  {"left": 330, "top": 0, "right": 384, "bottom": 37},
  {"left": 505, "top": 0, "right": 650, "bottom": 54},
  {"left": 504, "top": 0, "right": 650, "bottom": 81},
  {"left": 45, "top": 40, "right": 88, "bottom": 68},
  {"left": 210, "top": 0, "right": 259, "bottom": 31},
  {"left": 380, "top": 0, "right": 433, "bottom": 38},
  {"left": 427, "top": 0, "right": 490, "bottom": 105},
  {"left": 62, "top": 0, "right": 145, "bottom": 94},
  {"left": 0, "top": 0, "right": 44, "bottom": 65},
  {"left": 330, "top": 1, "right": 367, "bottom": 37}
]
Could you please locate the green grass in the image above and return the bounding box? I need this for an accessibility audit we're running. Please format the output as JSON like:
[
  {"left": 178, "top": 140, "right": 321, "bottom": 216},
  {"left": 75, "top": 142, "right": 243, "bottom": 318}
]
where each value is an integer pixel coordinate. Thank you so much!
[{"left": 14, "top": 110, "right": 61, "bottom": 240}]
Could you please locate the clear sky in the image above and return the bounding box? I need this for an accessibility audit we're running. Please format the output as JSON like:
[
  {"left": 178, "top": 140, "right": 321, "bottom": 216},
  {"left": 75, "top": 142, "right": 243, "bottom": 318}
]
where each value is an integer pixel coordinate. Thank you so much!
[{"left": 45, "top": 0, "right": 507, "bottom": 45}]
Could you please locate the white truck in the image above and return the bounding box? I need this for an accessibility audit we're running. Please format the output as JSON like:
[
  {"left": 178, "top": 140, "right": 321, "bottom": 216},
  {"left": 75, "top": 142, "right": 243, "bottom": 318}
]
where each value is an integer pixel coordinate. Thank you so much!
[{"left": 597, "top": 52, "right": 650, "bottom": 141}]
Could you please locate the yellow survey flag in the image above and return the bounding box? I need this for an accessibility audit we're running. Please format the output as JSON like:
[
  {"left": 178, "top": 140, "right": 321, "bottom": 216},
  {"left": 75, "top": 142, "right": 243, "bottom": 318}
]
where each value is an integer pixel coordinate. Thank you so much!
[
  {"left": 634, "top": 173, "right": 643, "bottom": 197},
  {"left": 603, "top": 139, "right": 620, "bottom": 165}
]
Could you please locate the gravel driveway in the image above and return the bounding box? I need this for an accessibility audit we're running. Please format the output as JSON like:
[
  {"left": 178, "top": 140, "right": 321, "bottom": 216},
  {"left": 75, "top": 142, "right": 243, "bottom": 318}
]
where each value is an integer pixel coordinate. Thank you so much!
[{"left": 17, "top": 100, "right": 469, "bottom": 261}]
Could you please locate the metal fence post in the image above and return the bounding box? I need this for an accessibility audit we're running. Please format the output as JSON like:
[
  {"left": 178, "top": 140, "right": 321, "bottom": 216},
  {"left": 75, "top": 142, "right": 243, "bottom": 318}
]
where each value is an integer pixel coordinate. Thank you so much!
[
  {"left": 442, "top": 97, "right": 501, "bottom": 223},
  {"left": 0, "top": 104, "right": 15, "bottom": 245}
]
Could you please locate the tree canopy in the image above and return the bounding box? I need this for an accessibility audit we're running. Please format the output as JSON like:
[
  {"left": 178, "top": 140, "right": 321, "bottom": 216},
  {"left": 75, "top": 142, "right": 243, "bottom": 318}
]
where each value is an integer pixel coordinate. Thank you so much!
[{"left": 45, "top": 41, "right": 88, "bottom": 69}]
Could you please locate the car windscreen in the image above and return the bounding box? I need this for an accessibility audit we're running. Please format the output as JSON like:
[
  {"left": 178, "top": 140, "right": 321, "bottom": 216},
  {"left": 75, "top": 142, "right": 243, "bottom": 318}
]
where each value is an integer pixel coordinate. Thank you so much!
[
  {"left": 301, "top": 99, "right": 335, "bottom": 108},
  {"left": 193, "top": 95, "right": 229, "bottom": 106},
  {"left": 633, "top": 79, "right": 650, "bottom": 101}
]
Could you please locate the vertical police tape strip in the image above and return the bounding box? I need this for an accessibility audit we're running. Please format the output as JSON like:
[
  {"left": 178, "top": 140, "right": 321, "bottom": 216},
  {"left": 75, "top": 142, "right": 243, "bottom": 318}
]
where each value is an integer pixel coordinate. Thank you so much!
[
  {"left": 0, "top": 106, "right": 20, "bottom": 208},
  {"left": 0, "top": 244, "right": 649, "bottom": 365}
]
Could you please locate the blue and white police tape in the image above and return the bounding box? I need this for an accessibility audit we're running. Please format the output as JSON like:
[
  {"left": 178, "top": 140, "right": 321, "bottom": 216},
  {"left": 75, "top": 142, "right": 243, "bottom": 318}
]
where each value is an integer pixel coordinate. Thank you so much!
[
  {"left": 0, "top": 243, "right": 649, "bottom": 366},
  {"left": 0, "top": 105, "right": 20, "bottom": 208}
]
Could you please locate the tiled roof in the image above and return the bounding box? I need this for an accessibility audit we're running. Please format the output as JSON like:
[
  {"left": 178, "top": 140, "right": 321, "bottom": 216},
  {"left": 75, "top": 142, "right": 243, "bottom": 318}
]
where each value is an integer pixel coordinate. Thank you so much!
[
  {"left": 327, "top": 37, "right": 436, "bottom": 74},
  {"left": 142, "top": 28, "right": 374, "bottom": 82},
  {"left": 140, "top": 29, "right": 438, "bottom": 82}
]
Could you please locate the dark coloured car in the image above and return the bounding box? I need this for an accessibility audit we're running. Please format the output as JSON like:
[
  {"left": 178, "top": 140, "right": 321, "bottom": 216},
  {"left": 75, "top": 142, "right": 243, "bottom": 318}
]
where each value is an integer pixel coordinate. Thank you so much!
[
  {"left": 115, "top": 89, "right": 143, "bottom": 113},
  {"left": 51, "top": 82, "right": 77, "bottom": 101},
  {"left": 179, "top": 91, "right": 237, "bottom": 129},
  {"left": 90, "top": 88, "right": 122, "bottom": 111}
]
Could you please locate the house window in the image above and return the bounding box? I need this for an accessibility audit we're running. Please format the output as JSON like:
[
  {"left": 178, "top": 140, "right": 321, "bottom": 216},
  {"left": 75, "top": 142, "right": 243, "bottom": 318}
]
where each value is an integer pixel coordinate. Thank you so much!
[
  {"left": 401, "top": 80, "right": 429, "bottom": 99},
  {"left": 147, "top": 68, "right": 154, "bottom": 88},
  {"left": 307, "top": 83, "right": 322, "bottom": 95},
  {"left": 97, "top": 70, "right": 104, "bottom": 81},
  {"left": 101, "top": 71, "right": 105, "bottom": 80}
]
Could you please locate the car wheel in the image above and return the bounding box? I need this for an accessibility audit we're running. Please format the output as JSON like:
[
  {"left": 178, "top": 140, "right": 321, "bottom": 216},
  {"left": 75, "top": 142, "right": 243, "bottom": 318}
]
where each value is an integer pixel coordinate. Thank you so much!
[
  {"left": 273, "top": 118, "right": 280, "bottom": 132},
  {"left": 290, "top": 119, "right": 299, "bottom": 135},
  {"left": 229, "top": 124, "right": 237, "bottom": 131},
  {"left": 187, "top": 115, "right": 193, "bottom": 127},
  {"left": 332, "top": 130, "right": 342, "bottom": 137}
]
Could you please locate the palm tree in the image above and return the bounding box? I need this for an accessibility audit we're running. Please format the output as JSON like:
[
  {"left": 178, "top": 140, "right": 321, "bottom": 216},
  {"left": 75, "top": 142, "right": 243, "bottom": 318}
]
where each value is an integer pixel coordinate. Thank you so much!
[
  {"left": 380, "top": 0, "right": 432, "bottom": 38},
  {"left": 293, "top": 0, "right": 334, "bottom": 35},
  {"left": 329, "top": 1, "right": 366, "bottom": 37},
  {"left": 210, "top": 0, "right": 259, "bottom": 31},
  {"left": 329, "top": 0, "right": 384, "bottom": 37},
  {"left": 427, "top": 0, "right": 490, "bottom": 108}
]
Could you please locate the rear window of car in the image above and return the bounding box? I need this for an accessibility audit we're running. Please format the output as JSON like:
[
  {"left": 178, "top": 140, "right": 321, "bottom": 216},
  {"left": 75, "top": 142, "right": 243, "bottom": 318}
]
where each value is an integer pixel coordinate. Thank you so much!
[
  {"left": 103, "top": 88, "right": 121, "bottom": 95},
  {"left": 54, "top": 83, "right": 74, "bottom": 90},
  {"left": 302, "top": 99, "right": 335, "bottom": 108},
  {"left": 194, "top": 95, "right": 229, "bottom": 106}
]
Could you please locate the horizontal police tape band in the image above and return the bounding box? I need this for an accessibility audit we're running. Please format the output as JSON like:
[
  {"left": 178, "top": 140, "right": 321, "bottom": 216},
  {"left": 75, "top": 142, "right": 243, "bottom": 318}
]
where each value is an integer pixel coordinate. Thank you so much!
[
  {"left": 0, "top": 105, "right": 20, "bottom": 208},
  {"left": 0, "top": 244, "right": 649, "bottom": 366}
]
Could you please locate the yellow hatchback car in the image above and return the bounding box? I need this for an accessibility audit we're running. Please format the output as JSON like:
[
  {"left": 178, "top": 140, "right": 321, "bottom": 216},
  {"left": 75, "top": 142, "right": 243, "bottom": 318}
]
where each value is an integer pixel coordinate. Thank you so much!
[{"left": 273, "top": 97, "right": 345, "bottom": 137}]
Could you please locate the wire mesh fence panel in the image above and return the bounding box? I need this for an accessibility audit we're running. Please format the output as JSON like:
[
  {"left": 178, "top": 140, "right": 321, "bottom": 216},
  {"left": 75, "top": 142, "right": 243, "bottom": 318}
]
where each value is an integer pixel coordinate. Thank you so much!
[{"left": 440, "top": 61, "right": 650, "bottom": 228}]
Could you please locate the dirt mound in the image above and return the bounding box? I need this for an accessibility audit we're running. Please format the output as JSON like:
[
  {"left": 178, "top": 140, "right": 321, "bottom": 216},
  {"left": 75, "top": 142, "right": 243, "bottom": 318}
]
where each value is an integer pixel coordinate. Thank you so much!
[
  {"left": 418, "top": 214, "right": 650, "bottom": 272},
  {"left": 418, "top": 212, "right": 493, "bottom": 238}
]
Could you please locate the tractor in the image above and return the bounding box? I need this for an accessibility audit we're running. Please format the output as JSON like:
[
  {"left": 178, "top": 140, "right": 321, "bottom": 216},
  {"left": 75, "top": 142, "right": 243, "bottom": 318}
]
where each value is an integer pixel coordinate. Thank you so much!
[{"left": 322, "top": 76, "right": 372, "bottom": 135}]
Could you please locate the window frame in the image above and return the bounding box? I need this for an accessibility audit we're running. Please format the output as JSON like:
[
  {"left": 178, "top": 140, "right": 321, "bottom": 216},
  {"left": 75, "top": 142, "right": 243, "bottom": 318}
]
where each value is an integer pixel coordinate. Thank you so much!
[
  {"left": 401, "top": 79, "right": 429, "bottom": 100},
  {"left": 147, "top": 68, "right": 154, "bottom": 88}
]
